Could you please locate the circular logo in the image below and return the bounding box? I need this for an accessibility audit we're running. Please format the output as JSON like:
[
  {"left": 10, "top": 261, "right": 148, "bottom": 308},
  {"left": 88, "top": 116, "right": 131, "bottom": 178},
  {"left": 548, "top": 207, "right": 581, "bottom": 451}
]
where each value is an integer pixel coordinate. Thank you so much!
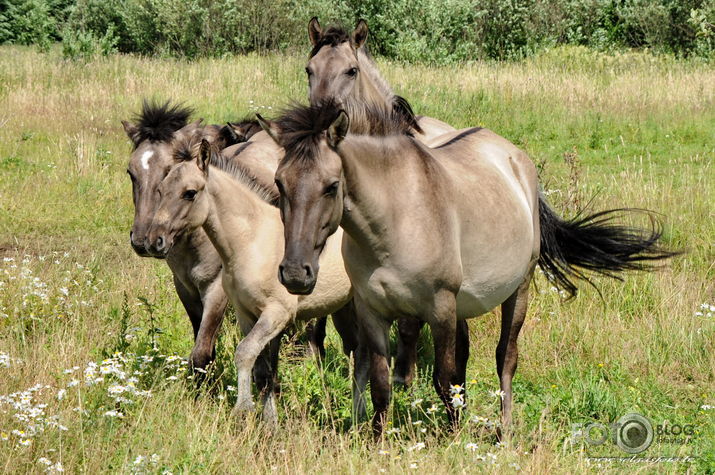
[{"left": 615, "top": 413, "right": 654, "bottom": 454}]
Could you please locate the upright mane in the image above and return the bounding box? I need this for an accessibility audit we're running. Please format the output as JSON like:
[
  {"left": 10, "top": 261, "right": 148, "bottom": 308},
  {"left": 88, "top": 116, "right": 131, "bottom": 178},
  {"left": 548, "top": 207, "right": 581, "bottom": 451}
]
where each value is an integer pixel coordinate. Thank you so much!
[
  {"left": 172, "top": 134, "right": 278, "bottom": 207},
  {"left": 275, "top": 100, "right": 411, "bottom": 163},
  {"left": 130, "top": 99, "right": 194, "bottom": 146},
  {"left": 309, "top": 25, "right": 422, "bottom": 135}
]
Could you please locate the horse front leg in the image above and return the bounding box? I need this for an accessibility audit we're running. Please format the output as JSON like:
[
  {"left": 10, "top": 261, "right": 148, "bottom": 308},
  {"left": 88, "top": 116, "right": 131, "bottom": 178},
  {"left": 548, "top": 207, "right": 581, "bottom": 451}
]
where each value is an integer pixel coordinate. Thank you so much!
[
  {"left": 191, "top": 278, "right": 227, "bottom": 373},
  {"left": 232, "top": 303, "right": 292, "bottom": 423},
  {"left": 428, "top": 290, "right": 461, "bottom": 429},
  {"left": 496, "top": 263, "right": 534, "bottom": 436},
  {"left": 354, "top": 296, "right": 391, "bottom": 438}
]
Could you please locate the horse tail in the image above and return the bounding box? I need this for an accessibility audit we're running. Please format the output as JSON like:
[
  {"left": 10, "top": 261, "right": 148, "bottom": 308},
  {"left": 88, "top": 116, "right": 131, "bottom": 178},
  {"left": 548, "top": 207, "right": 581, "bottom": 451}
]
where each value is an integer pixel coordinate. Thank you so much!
[{"left": 537, "top": 193, "right": 680, "bottom": 298}]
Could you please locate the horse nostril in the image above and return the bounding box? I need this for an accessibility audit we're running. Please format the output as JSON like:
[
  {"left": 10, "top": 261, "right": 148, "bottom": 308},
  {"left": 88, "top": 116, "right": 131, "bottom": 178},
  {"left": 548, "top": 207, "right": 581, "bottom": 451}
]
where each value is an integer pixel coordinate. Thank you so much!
[
  {"left": 155, "top": 236, "right": 164, "bottom": 251},
  {"left": 304, "top": 264, "right": 313, "bottom": 280},
  {"left": 278, "top": 265, "right": 286, "bottom": 283}
]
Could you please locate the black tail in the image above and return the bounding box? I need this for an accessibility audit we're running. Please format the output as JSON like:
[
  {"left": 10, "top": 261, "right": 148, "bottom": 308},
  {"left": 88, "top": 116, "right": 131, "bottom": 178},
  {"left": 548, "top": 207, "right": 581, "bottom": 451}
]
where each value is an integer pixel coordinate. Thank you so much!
[{"left": 537, "top": 194, "right": 680, "bottom": 298}]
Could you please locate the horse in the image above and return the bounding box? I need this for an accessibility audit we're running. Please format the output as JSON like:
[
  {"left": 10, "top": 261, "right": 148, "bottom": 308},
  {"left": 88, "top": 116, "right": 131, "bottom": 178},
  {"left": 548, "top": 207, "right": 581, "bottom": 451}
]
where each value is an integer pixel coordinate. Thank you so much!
[
  {"left": 307, "top": 18, "right": 459, "bottom": 385},
  {"left": 306, "top": 18, "right": 455, "bottom": 143},
  {"left": 145, "top": 137, "right": 363, "bottom": 423},
  {"left": 259, "top": 101, "right": 678, "bottom": 436},
  {"left": 122, "top": 100, "right": 264, "bottom": 371}
]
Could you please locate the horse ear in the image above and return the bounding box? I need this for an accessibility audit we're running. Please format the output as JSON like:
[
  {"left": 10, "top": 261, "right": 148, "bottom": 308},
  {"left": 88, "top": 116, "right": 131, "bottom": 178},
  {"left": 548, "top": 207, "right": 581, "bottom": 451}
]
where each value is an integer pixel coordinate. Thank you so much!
[
  {"left": 308, "top": 17, "right": 322, "bottom": 46},
  {"left": 352, "top": 19, "right": 368, "bottom": 49},
  {"left": 222, "top": 122, "right": 242, "bottom": 144},
  {"left": 256, "top": 114, "right": 280, "bottom": 145},
  {"left": 327, "top": 111, "right": 349, "bottom": 149},
  {"left": 198, "top": 139, "right": 211, "bottom": 175},
  {"left": 122, "top": 120, "right": 141, "bottom": 147}
]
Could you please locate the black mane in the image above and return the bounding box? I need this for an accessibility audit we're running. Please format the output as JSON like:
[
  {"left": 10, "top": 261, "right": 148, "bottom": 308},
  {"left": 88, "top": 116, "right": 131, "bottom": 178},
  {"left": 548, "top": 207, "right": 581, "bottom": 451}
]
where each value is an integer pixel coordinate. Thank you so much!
[
  {"left": 132, "top": 99, "right": 194, "bottom": 145},
  {"left": 309, "top": 27, "right": 350, "bottom": 57},
  {"left": 275, "top": 100, "right": 412, "bottom": 163}
]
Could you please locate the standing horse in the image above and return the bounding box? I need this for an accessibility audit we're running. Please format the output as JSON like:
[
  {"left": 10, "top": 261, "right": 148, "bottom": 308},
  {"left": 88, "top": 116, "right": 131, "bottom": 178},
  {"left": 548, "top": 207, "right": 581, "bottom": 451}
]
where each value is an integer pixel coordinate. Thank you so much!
[
  {"left": 260, "top": 101, "right": 677, "bottom": 435},
  {"left": 307, "top": 18, "right": 459, "bottom": 385},
  {"left": 146, "top": 138, "right": 360, "bottom": 423},
  {"left": 122, "top": 100, "right": 264, "bottom": 371},
  {"left": 306, "top": 18, "right": 455, "bottom": 142}
]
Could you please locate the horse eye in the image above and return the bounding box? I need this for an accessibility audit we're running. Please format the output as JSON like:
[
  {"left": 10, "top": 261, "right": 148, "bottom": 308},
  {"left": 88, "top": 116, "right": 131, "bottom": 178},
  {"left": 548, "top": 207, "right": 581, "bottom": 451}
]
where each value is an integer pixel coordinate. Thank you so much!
[
  {"left": 324, "top": 182, "right": 339, "bottom": 196},
  {"left": 305, "top": 67, "right": 312, "bottom": 76},
  {"left": 346, "top": 67, "right": 358, "bottom": 77},
  {"left": 127, "top": 170, "right": 136, "bottom": 182},
  {"left": 275, "top": 179, "right": 285, "bottom": 194},
  {"left": 182, "top": 190, "right": 197, "bottom": 201}
]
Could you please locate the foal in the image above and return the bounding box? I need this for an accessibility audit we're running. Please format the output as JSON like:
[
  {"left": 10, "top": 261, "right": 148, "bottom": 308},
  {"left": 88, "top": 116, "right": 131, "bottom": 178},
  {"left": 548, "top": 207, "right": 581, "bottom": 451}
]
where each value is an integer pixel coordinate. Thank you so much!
[
  {"left": 123, "top": 100, "right": 256, "bottom": 370},
  {"left": 262, "top": 102, "right": 677, "bottom": 435},
  {"left": 147, "top": 138, "right": 359, "bottom": 423}
]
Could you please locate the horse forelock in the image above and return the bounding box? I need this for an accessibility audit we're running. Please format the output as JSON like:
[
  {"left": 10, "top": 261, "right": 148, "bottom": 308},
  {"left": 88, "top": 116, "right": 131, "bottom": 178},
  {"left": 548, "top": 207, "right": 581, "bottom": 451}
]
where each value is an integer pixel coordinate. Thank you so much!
[
  {"left": 132, "top": 99, "right": 194, "bottom": 147},
  {"left": 309, "top": 27, "right": 350, "bottom": 58},
  {"left": 276, "top": 100, "right": 412, "bottom": 165}
]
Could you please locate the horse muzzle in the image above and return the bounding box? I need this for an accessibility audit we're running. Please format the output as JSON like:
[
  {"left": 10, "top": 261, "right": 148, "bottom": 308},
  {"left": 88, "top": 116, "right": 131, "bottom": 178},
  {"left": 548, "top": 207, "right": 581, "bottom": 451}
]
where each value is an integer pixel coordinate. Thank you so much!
[{"left": 278, "top": 261, "right": 317, "bottom": 295}]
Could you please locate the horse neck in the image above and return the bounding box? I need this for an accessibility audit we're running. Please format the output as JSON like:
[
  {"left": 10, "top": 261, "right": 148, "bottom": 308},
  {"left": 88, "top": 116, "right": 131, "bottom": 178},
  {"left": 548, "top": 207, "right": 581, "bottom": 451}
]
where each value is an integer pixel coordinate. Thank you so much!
[
  {"left": 338, "top": 137, "right": 404, "bottom": 251},
  {"left": 202, "top": 168, "right": 276, "bottom": 265},
  {"left": 345, "top": 51, "right": 395, "bottom": 134}
]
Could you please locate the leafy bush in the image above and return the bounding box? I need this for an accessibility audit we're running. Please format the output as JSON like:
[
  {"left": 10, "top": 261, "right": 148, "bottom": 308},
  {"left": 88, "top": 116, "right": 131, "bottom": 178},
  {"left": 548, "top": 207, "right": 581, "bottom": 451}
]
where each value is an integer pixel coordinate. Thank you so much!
[{"left": 1, "top": 0, "right": 714, "bottom": 62}]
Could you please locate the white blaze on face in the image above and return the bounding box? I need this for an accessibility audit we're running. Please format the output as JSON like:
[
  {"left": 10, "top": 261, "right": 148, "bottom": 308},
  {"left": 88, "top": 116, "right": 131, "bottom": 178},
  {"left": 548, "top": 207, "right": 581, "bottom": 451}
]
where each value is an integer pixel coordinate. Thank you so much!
[{"left": 140, "top": 150, "right": 154, "bottom": 170}]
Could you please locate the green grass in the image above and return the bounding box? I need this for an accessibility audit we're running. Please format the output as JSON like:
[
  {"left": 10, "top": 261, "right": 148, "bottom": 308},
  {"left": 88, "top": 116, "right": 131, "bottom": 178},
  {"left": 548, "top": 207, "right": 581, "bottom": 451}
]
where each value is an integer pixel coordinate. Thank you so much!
[{"left": 0, "top": 44, "right": 713, "bottom": 473}]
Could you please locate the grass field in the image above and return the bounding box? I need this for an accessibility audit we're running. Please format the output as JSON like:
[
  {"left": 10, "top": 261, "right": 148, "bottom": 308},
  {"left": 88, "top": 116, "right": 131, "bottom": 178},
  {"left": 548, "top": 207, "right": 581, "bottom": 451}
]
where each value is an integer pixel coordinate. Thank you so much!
[{"left": 0, "top": 44, "right": 713, "bottom": 473}]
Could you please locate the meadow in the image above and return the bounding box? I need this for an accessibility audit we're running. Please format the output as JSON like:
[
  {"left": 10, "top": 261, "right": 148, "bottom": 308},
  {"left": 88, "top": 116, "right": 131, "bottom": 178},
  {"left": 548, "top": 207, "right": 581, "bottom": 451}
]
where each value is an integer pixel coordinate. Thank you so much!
[{"left": 0, "top": 44, "right": 713, "bottom": 473}]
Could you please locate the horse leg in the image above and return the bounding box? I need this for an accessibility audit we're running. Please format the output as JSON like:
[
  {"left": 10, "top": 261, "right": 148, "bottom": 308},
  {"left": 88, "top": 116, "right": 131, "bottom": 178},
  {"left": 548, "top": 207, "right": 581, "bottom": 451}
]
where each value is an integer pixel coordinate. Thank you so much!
[
  {"left": 173, "top": 275, "right": 203, "bottom": 340},
  {"left": 393, "top": 318, "right": 425, "bottom": 388},
  {"left": 253, "top": 334, "right": 282, "bottom": 425},
  {"left": 496, "top": 264, "right": 534, "bottom": 434},
  {"left": 191, "top": 279, "right": 227, "bottom": 372},
  {"left": 428, "top": 290, "right": 460, "bottom": 428},
  {"left": 354, "top": 296, "right": 391, "bottom": 437},
  {"left": 305, "top": 316, "right": 328, "bottom": 361},
  {"left": 455, "top": 319, "right": 470, "bottom": 388},
  {"left": 331, "top": 300, "right": 359, "bottom": 357},
  {"left": 232, "top": 304, "right": 291, "bottom": 418}
]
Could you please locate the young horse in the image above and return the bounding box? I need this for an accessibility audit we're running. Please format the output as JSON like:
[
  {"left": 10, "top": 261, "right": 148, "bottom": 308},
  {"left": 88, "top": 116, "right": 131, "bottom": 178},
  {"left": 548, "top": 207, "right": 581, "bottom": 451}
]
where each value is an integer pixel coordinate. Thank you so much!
[
  {"left": 123, "top": 100, "right": 263, "bottom": 371},
  {"left": 307, "top": 18, "right": 457, "bottom": 384},
  {"left": 261, "top": 102, "right": 677, "bottom": 435},
  {"left": 146, "top": 138, "right": 360, "bottom": 423}
]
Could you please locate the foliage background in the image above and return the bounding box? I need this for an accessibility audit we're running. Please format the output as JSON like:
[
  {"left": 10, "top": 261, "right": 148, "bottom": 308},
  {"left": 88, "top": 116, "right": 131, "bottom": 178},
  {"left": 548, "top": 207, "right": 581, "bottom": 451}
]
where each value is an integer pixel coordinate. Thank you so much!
[{"left": 1, "top": 0, "right": 715, "bottom": 61}]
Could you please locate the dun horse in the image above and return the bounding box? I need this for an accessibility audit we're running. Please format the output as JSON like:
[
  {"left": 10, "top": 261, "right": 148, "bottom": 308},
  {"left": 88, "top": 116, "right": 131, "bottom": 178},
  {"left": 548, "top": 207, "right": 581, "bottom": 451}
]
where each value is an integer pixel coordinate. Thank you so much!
[
  {"left": 261, "top": 101, "right": 677, "bottom": 435},
  {"left": 307, "top": 18, "right": 459, "bottom": 384},
  {"left": 123, "top": 100, "right": 246, "bottom": 370},
  {"left": 146, "top": 138, "right": 361, "bottom": 423}
]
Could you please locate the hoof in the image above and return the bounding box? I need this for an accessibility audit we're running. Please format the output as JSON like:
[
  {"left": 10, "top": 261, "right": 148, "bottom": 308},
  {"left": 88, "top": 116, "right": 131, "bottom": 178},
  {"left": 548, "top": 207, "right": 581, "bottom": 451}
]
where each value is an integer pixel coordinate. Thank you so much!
[{"left": 232, "top": 399, "right": 256, "bottom": 419}]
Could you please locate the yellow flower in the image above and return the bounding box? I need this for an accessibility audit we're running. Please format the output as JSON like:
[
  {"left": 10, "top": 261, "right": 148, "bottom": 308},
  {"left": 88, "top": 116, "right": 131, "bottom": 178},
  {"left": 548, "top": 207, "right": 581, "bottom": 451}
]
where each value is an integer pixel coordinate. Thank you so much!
[
  {"left": 551, "top": 384, "right": 557, "bottom": 389},
  {"left": 597, "top": 363, "right": 604, "bottom": 368}
]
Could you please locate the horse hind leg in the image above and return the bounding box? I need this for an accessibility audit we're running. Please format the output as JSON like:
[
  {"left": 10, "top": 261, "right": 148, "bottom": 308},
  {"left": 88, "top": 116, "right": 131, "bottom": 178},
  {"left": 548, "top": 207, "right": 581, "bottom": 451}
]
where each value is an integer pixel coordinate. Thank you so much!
[
  {"left": 393, "top": 318, "right": 425, "bottom": 388},
  {"left": 455, "top": 319, "right": 470, "bottom": 388},
  {"left": 428, "top": 290, "right": 461, "bottom": 429},
  {"left": 305, "top": 316, "right": 328, "bottom": 361},
  {"left": 253, "top": 335, "right": 282, "bottom": 425},
  {"left": 496, "top": 264, "right": 534, "bottom": 435}
]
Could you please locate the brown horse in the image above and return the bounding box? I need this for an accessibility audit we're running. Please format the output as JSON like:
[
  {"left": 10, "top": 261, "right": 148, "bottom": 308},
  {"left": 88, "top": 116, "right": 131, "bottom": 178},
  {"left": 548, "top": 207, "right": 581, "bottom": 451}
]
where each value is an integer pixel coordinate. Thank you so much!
[
  {"left": 122, "top": 100, "right": 264, "bottom": 371},
  {"left": 260, "top": 101, "right": 677, "bottom": 435},
  {"left": 306, "top": 18, "right": 458, "bottom": 385},
  {"left": 146, "top": 138, "right": 360, "bottom": 423}
]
